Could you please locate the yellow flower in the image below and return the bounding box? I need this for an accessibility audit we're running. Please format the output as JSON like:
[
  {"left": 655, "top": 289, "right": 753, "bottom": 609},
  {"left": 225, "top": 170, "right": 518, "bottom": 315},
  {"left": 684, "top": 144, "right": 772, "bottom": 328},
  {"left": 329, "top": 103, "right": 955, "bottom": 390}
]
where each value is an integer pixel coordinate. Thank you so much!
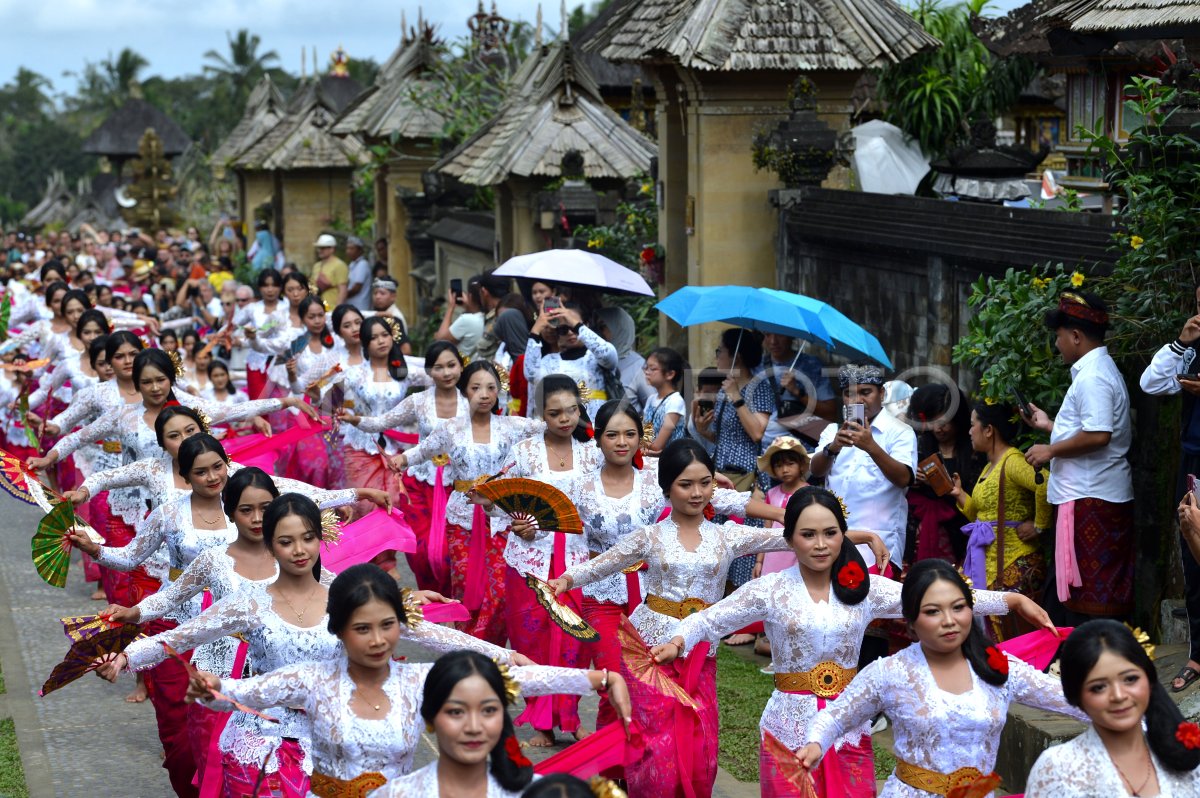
[
  {"left": 640, "top": 182, "right": 653, "bottom": 196},
  {"left": 1070, "top": 271, "right": 1085, "bottom": 287},
  {"left": 1130, "top": 235, "right": 1144, "bottom": 250},
  {"left": 984, "top": 396, "right": 998, "bottom": 406},
  {"left": 1032, "top": 277, "right": 1050, "bottom": 290},
  {"left": 626, "top": 213, "right": 636, "bottom": 225},
  {"left": 587, "top": 238, "right": 604, "bottom": 249}
]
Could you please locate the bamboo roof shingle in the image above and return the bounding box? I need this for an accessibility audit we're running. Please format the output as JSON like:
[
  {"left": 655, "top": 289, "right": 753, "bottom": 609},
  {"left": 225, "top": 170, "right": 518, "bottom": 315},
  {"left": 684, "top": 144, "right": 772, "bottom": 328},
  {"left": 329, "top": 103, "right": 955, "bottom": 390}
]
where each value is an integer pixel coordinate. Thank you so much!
[
  {"left": 211, "top": 76, "right": 287, "bottom": 167},
  {"left": 331, "top": 35, "right": 445, "bottom": 141},
  {"left": 433, "top": 38, "right": 655, "bottom": 187},
  {"left": 1041, "top": 0, "right": 1200, "bottom": 32},
  {"left": 233, "top": 80, "right": 367, "bottom": 172},
  {"left": 588, "top": 0, "right": 939, "bottom": 71}
]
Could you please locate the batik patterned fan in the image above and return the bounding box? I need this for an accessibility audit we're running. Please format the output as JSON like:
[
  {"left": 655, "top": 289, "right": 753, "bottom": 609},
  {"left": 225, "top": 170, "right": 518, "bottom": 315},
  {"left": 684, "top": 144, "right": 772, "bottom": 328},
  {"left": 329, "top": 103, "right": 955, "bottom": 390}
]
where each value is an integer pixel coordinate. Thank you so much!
[
  {"left": 160, "top": 642, "right": 279, "bottom": 723},
  {"left": 60, "top": 614, "right": 122, "bottom": 644},
  {"left": 474, "top": 478, "right": 582, "bottom": 534},
  {"left": 524, "top": 574, "right": 599, "bottom": 641},
  {"left": 0, "top": 293, "right": 11, "bottom": 342},
  {"left": 761, "top": 731, "right": 818, "bottom": 798},
  {"left": 40, "top": 623, "right": 141, "bottom": 696},
  {"left": 0, "top": 446, "right": 40, "bottom": 505},
  {"left": 16, "top": 388, "right": 37, "bottom": 448},
  {"left": 33, "top": 502, "right": 82, "bottom": 588},
  {"left": 615, "top": 616, "right": 698, "bottom": 710},
  {"left": 946, "top": 773, "right": 1002, "bottom": 798}
]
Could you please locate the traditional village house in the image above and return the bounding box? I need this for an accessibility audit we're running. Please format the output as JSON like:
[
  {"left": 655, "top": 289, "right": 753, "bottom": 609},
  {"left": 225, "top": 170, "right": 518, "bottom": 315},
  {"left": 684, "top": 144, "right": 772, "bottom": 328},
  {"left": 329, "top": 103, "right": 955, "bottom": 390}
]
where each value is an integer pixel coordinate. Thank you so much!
[
  {"left": 331, "top": 23, "right": 445, "bottom": 324},
  {"left": 210, "top": 76, "right": 287, "bottom": 233},
  {"left": 433, "top": 28, "right": 656, "bottom": 281},
  {"left": 225, "top": 67, "right": 365, "bottom": 266},
  {"left": 585, "top": 0, "right": 939, "bottom": 357},
  {"left": 82, "top": 96, "right": 192, "bottom": 179}
]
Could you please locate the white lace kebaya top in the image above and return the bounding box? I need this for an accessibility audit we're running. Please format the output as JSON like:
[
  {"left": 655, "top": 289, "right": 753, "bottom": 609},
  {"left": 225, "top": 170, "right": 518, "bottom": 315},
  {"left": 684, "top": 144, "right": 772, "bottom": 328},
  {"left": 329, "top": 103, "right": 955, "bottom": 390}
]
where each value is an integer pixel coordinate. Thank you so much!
[
  {"left": 807, "top": 644, "right": 1089, "bottom": 798},
  {"left": 563, "top": 517, "right": 791, "bottom": 649},
  {"left": 27, "top": 353, "right": 95, "bottom": 410},
  {"left": 232, "top": 300, "right": 291, "bottom": 374},
  {"left": 499, "top": 436, "right": 603, "bottom": 579},
  {"left": 676, "top": 569, "right": 1013, "bottom": 751},
  {"left": 568, "top": 461, "right": 752, "bottom": 605},
  {"left": 1026, "top": 725, "right": 1200, "bottom": 798},
  {"left": 338, "top": 363, "right": 433, "bottom": 456},
  {"left": 355, "top": 389, "right": 468, "bottom": 486},
  {"left": 403, "top": 415, "right": 546, "bottom": 530},
  {"left": 205, "top": 658, "right": 592, "bottom": 792},
  {"left": 523, "top": 324, "right": 618, "bottom": 418},
  {"left": 379, "top": 761, "right": 524, "bottom": 798}
]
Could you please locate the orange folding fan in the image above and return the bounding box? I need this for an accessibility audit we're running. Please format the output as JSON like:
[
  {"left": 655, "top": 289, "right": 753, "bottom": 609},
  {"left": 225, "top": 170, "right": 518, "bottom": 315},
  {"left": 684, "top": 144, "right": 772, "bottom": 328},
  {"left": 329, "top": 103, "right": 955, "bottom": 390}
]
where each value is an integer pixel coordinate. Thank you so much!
[
  {"left": 616, "top": 616, "right": 698, "bottom": 710},
  {"left": 946, "top": 773, "right": 1002, "bottom": 798},
  {"left": 473, "top": 477, "right": 582, "bottom": 534},
  {"left": 761, "top": 731, "right": 819, "bottom": 798}
]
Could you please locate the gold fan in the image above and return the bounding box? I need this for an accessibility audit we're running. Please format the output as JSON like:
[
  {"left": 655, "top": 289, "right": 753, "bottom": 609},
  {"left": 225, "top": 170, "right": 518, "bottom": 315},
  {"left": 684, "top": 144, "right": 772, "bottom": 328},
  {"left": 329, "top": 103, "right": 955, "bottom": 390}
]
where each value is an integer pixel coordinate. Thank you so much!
[{"left": 524, "top": 573, "right": 599, "bottom": 642}]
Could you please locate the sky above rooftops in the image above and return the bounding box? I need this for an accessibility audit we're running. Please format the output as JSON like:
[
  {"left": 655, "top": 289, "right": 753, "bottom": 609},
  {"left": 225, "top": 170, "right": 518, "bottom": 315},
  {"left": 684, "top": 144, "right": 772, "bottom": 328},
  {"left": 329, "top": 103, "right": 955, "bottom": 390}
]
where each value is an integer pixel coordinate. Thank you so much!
[{"left": 1, "top": 0, "right": 1030, "bottom": 96}]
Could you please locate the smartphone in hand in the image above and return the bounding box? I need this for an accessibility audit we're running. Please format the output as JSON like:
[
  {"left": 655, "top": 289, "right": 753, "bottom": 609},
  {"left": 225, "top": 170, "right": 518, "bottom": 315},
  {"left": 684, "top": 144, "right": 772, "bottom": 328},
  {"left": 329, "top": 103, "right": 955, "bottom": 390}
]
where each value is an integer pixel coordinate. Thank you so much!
[
  {"left": 1011, "top": 386, "right": 1033, "bottom": 419},
  {"left": 449, "top": 278, "right": 463, "bottom": 305},
  {"left": 843, "top": 403, "right": 866, "bottom": 427}
]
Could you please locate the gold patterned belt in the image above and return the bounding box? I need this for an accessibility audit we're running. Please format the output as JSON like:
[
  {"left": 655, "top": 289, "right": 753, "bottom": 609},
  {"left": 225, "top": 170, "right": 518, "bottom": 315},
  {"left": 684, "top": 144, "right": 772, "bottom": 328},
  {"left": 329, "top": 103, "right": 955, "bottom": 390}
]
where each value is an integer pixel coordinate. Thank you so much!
[
  {"left": 773, "top": 662, "right": 857, "bottom": 698},
  {"left": 645, "top": 593, "right": 710, "bottom": 619},
  {"left": 309, "top": 770, "right": 387, "bottom": 798},
  {"left": 894, "top": 759, "right": 993, "bottom": 795}
]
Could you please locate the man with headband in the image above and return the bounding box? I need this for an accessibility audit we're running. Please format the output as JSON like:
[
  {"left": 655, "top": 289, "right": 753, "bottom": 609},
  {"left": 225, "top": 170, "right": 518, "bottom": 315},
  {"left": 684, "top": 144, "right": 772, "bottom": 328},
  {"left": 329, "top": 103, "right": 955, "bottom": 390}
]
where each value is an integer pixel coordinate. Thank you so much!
[{"left": 1023, "top": 291, "right": 1133, "bottom": 623}]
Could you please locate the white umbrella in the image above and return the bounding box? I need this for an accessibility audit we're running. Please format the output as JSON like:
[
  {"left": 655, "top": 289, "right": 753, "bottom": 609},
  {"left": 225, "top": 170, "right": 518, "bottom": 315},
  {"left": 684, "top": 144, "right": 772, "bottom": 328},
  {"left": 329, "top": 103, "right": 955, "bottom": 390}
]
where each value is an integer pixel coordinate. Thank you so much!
[
  {"left": 494, "top": 249, "right": 655, "bottom": 296},
  {"left": 849, "top": 120, "right": 929, "bottom": 196}
]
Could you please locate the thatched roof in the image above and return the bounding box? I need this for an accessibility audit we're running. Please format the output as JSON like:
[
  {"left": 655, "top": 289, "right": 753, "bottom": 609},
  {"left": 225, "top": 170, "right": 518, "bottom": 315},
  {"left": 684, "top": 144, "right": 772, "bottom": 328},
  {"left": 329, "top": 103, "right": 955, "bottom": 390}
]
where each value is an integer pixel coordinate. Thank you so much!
[
  {"left": 331, "top": 35, "right": 445, "bottom": 141},
  {"left": 975, "top": 0, "right": 1178, "bottom": 60},
  {"left": 211, "top": 76, "right": 287, "bottom": 167},
  {"left": 233, "top": 80, "right": 367, "bottom": 171},
  {"left": 587, "top": 0, "right": 939, "bottom": 71},
  {"left": 317, "top": 74, "right": 365, "bottom": 113},
  {"left": 433, "top": 38, "right": 655, "bottom": 187},
  {"left": 1041, "top": 0, "right": 1200, "bottom": 32},
  {"left": 572, "top": 0, "right": 649, "bottom": 90},
  {"left": 82, "top": 98, "right": 191, "bottom": 157}
]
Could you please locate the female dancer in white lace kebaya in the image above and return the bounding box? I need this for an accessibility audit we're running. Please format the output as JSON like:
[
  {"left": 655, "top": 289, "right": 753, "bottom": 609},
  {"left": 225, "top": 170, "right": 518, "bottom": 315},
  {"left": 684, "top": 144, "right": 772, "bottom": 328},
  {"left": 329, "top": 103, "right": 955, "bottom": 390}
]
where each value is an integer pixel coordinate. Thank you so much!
[
  {"left": 1025, "top": 621, "right": 1200, "bottom": 797},
  {"left": 655, "top": 487, "right": 1055, "bottom": 798},
  {"left": 799, "top": 559, "right": 1088, "bottom": 798},
  {"left": 187, "top": 567, "right": 630, "bottom": 797}
]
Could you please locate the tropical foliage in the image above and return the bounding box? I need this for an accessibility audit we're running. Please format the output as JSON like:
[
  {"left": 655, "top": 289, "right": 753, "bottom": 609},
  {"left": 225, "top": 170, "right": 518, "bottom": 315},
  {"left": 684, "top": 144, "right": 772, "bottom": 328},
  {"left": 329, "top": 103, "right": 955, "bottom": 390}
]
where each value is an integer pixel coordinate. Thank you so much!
[{"left": 875, "top": 0, "right": 1038, "bottom": 157}]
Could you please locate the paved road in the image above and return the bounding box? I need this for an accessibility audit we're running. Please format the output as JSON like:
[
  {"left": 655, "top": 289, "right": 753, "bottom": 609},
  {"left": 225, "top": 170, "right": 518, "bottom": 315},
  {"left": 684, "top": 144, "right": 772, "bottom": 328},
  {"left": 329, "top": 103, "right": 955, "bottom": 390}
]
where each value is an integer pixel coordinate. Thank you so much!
[{"left": 0, "top": 496, "right": 755, "bottom": 797}]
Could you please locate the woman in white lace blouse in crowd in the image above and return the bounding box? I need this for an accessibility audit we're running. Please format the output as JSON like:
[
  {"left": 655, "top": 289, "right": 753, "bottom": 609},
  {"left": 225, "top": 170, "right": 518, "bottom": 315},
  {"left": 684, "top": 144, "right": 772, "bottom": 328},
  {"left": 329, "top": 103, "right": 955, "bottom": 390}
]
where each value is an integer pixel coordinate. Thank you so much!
[{"left": 1026, "top": 620, "right": 1200, "bottom": 797}]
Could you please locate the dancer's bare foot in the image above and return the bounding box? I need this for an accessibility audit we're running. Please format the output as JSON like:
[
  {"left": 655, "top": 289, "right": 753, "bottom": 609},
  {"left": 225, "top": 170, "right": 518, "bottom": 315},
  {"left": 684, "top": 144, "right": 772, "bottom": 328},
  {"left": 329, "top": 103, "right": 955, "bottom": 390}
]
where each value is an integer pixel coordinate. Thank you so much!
[
  {"left": 724, "top": 633, "right": 755, "bottom": 646},
  {"left": 528, "top": 730, "right": 555, "bottom": 747},
  {"left": 90, "top": 588, "right": 106, "bottom": 601},
  {"left": 125, "top": 675, "right": 148, "bottom": 703},
  {"left": 572, "top": 728, "right": 592, "bottom": 742}
]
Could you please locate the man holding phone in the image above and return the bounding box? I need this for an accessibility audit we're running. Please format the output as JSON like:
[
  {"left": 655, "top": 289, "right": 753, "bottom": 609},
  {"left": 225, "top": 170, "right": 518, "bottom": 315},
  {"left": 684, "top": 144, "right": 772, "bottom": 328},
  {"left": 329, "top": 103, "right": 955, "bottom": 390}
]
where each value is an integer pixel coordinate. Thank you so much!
[
  {"left": 434, "top": 275, "right": 484, "bottom": 359},
  {"left": 1140, "top": 281, "right": 1200, "bottom": 690}
]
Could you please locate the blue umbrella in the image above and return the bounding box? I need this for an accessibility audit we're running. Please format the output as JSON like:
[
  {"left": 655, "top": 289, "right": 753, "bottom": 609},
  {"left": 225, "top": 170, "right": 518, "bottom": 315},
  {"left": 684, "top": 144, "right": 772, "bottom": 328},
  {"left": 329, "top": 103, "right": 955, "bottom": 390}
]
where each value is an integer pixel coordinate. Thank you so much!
[
  {"left": 759, "top": 288, "right": 892, "bottom": 368},
  {"left": 656, "top": 286, "right": 833, "bottom": 350}
]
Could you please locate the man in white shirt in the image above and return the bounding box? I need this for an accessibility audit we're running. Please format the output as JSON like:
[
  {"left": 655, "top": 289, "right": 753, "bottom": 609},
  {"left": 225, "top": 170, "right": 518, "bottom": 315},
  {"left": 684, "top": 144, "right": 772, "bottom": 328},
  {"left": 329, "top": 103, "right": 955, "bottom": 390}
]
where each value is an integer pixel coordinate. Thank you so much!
[
  {"left": 1024, "top": 291, "right": 1133, "bottom": 621},
  {"left": 344, "top": 236, "right": 372, "bottom": 310},
  {"left": 810, "top": 363, "right": 917, "bottom": 667}
]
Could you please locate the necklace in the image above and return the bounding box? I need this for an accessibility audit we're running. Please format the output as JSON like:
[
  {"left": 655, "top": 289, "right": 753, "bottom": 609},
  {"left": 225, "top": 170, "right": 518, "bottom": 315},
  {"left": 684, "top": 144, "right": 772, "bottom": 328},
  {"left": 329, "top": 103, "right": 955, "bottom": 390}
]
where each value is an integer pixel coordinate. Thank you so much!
[
  {"left": 276, "top": 582, "right": 319, "bottom": 624},
  {"left": 353, "top": 686, "right": 388, "bottom": 712},
  {"left": 1110, "top": 742, "right": 1154, "bottom": 796},
  {"left": 195, "top": 505, "right": 223, "bottom": 525},
  {"left": 548, "top": 440, "right": 570, "bottom": 468}
]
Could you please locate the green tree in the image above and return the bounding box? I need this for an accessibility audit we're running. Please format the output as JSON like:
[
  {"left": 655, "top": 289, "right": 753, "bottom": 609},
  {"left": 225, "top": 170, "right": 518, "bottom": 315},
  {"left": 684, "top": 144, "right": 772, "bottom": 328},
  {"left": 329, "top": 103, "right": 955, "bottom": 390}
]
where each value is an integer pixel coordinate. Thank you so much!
[
  {"left": 567, "top": 0, "right": 613, "bottom": 37},
  {"left": 67, "top": 47, "right": 151, "bottom": 114},
  {"left": 203, "top": 29, "right": 281, "bottom": 107},
  {"left": 875, "top": 0, "right": 1037, "bottom": 157},
  {"left": 0, "top": 68, "right": 53, "bottom": 124}
]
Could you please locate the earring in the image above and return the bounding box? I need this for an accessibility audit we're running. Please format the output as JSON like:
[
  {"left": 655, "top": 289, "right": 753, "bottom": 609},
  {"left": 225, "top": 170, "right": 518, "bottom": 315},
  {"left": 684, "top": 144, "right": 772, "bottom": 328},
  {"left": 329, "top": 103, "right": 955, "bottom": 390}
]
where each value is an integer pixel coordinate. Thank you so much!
[{"left": 424, "top": 721, "right": 433, "bottom": 733}]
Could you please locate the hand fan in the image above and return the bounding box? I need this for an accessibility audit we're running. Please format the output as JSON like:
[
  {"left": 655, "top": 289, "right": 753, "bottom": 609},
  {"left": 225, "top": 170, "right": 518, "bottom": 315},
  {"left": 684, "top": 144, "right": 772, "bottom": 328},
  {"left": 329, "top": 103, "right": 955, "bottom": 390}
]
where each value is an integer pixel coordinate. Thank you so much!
[
  {"left": 0, "top": 293, "right": 10, "bottom": 342},
  {"left": 0, "top": 446, "right": 40, "bottom": 505},
  {"left": 17, "top": 388, "right": 36, "bottom": 448},
  {"left": 524, "top": 573, "right": 599, "bottom": 642},
  {"left": 33, "top": 502, "right": 80, "bottom": 588},
  {"left": 305, "top": 363, "right": 342, "bottom": 393},
  {"left": 160, "top": 642, "right": 279, "bottom": 723},
  {"left": 40, "top": 623, "right": 141, "bottom": 696},
  {"left": 286, "top": 333, "right": 310, "bottom": 359},
  {"left": 60, "top": 614, "right": 122, "bottom": 643},
  {"left": 946, "top": 773, "right": 1002, "bottom": 798},
  {"left": 27, "top": 478, "right": 104, "bottom": 540},
  {"left": 473, "top": 478, "right": 583, "bottom": 534},
  {"left": 0, "top": 358, "right": 49, "bottom": 372},
  {"left": 761, "top": 731, "right": 818, "bottom": 798},
  {"left": 615, "top": 616, "right": 698, "bottom": 709}
]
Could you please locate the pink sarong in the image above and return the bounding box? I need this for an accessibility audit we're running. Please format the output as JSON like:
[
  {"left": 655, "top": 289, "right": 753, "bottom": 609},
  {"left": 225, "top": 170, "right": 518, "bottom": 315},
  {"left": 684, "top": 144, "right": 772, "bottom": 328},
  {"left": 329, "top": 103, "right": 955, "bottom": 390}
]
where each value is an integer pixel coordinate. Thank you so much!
[
  {"left": 220, "top": 738, "right": 307, "bottom": 798},
  {"left": 399, "top": 473, "right": 441, "bottom": 592},
  {"left": 447, "top": 514, "right": 507, "bottom": 644}
]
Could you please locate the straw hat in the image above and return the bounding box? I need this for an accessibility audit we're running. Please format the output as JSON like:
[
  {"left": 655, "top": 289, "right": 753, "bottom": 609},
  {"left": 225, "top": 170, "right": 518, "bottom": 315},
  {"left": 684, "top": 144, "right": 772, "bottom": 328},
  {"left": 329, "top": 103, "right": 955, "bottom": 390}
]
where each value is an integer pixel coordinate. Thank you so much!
[
  {"left": 757, "top": 436, "right": 810, "bottom": 479},
  {"left": 313, "top": 233, "right": 338, "bottom": 248}
]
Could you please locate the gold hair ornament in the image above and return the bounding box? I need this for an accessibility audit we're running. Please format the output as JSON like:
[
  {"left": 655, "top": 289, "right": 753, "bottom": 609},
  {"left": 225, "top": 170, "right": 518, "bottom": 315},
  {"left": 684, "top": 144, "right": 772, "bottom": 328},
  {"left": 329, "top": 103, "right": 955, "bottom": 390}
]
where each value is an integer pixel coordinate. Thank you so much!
[
  {"left": 167, "top": 349, "right": 185, "bottom": 379},
  {"left": 1125, "top": 624, "right": 1156, "bottom": 660},
  {"left": 830, "top": 491, "right": 850, "bottom": 522},
  {"left": 195, "top": 409, "right": 212, "bottom": 436},
  {"left": 494, "top": 660, "right": 521, "bottom": 704},
  {"left": 494, "top": 362, "right": 510, "bottom": 393},
  {"left": 399, "top": 587, "right": 423, "bottom": 629},
  {"left": 386, "top": 318, "right": 405, "bottom": 345},
  {"left": 320, "top": 510, "right": 343, "bottom": 544},
  {"left": 588, "top": 777, "right": 628, "bottom": 798}
]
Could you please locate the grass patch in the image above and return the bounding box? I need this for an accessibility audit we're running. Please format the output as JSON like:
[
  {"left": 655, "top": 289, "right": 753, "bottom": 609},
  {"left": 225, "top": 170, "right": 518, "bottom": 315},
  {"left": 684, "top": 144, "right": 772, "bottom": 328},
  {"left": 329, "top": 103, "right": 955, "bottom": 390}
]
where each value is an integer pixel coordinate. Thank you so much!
[
  {"left": 0, "top": 659, "right": 6, "bottom": 694},
  {"left": 873, "top": 740, "right": 896, "bottom": 781},
  {"left": 0, "top": 717, "right": 27, "bottom": 798},
  {"left": 715, "top": 646, "right": 774, "bottom": 781}
]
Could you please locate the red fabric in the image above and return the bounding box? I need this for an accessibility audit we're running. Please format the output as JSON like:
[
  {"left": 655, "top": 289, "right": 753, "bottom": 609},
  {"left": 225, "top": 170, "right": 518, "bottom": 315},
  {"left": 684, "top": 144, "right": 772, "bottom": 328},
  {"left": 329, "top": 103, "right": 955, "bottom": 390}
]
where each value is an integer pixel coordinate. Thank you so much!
[
  {"left": 101, "top": 509, "right": 138, "bottom": 606},
  {"left": 509, "top": 564, "right": 584, "bottom": 732},
  {"left": 760, "top": 733, "right": 873, "bottom": 798},
  {"left": 343, "top": 448, "right": 401, "bottom": 523},
  {"left": 1063, "top": 498, "right": 1135, "bottom": 616},
  {"left": 426, "top": 466, "right": 451, "bottom": 589},
  {"left": 908, "top": 492, "right": 959, "bottom": 563},
  {"left": 447, "top": 521, "right": 507, "bottom": 644},
  {"left": 245, "top": 368, "right": 269, "bottom": 403},
  {"left": 399, "top": 474, "right": 443, "bottom": 592},
  {"left": 142, "top": 622, "right": 199, "bottom": 798},
  {"left": 219, "top": 738, "right": 308, "bottom": 797},
  {"left": 509, "top": 355, "right": 528, "bottom": 416},
  {"left": 581, "top": 597, "right": 627, "bottom": 729},
  {"left": 462, "top": 504, "right": 490, "bottom": 610},
  {"left": 535, "top": 720, "right": 644, "bottom": 780}
]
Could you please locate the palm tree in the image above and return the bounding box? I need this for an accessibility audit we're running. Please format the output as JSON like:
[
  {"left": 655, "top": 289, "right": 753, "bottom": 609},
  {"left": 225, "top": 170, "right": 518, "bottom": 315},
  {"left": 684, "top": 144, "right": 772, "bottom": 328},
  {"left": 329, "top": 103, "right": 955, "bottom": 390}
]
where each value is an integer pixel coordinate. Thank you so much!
[
  {"left": 0, "top": 68, "right": 53, "bottom": 123},
  {"left": 107, "top": 48, "right": 149, "bottom": 97},
  {"left": 203, "top": 29, "right": 281, "bottom": 105}
]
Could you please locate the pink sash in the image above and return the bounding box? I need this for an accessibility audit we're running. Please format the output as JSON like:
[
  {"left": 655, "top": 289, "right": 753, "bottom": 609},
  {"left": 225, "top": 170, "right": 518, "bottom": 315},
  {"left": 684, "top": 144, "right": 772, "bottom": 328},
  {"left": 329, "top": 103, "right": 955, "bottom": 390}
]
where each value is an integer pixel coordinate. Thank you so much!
[
  {"left": 463, "top": 504, "right": 490, "bottom": 610},
  {"left": 997, "top": 627, "right": 1073, "bottom": 670},
  {"left": 421, "top": 603, "right": 471, "bottom": 623},
  {"left": 535, "top": 720, "right": 644, "bottom": 779},
  {"left": 198, "top": 640, "right": 250, "bottom": 798},
  {"left": 320, "top": 508, "right": 415, "bottom": 572},
  {"left": 1055, "top": 500, "right": 1081, "bottom": 602},
  {"left": 674, "top": 642, "right": 711, "bottom": 798},
  {"left": 427, "top": 465, "right": 450, "bottom": 585},
  {"left": 518, "top": 531, "right": 585, "bottom": 729}
]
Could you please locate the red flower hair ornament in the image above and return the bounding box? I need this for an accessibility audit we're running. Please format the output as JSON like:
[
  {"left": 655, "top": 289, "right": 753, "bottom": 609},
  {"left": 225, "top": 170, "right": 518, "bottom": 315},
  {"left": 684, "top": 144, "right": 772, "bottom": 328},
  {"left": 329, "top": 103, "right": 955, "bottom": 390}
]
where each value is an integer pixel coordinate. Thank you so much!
[
  {"left": 505, "top": 735, "right": 532, "bottom": 767},
  {"left": 1177, "top": 721, "right": 1200, "bottom": 750},
  {"left": 390, "top": 359, "right": 403, "bottom": 368},
  {"left": 322, "top": 333, "right": 334, "bottom": 347},
  {"left": 985, "top": 646, "right": 1009, "bottom": 675},
  {"left": 837, "top": 561, "right": 865, "bottom": 590}
]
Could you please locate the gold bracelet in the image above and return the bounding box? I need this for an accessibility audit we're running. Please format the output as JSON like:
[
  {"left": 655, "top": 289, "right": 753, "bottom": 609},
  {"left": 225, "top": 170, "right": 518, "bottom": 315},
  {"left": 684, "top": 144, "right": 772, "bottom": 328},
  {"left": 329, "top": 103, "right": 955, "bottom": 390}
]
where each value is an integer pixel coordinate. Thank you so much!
[{"left": 599, "top": 668, "right": 609, "bottom": 692}]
